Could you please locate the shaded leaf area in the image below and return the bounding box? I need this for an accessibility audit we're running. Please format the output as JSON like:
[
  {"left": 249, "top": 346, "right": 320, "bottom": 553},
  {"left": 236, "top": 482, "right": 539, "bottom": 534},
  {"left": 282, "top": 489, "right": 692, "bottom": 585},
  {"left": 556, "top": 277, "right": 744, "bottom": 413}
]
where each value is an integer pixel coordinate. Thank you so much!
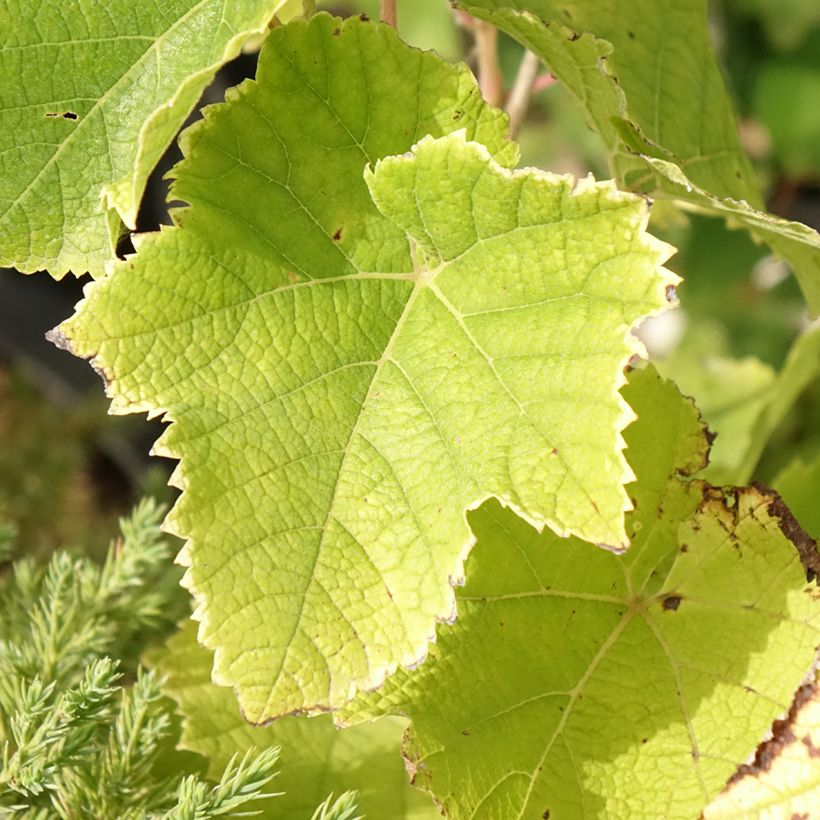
[
  {"left": 465, "top": 0, "right": 759, "bottom": 202},
  {"left": 774, "top": 453, "right": 820, "bottom": 538},
  {"left": 658, "top": 213, "right": 804, "bottom": 368},
  {"left": 461, "top": 0, "right": 820, "bottom": 313},
  {"left": 343, "top": 368, "right": 820, "bottom": 819},
  {"left": 704, "top": 677, "right": 820, "bottom": 818},
  {"left": 658, "top": 326, "right": 820, "bottom": 485},
  {"left": 60, "top": 14, "right": 672, "bottom": 721},
  {"left": 0, "top": 0, "right": 280, "bottom": 277},
  {"left": 146, "top": 621, "right": 438, "bottom": 819}
]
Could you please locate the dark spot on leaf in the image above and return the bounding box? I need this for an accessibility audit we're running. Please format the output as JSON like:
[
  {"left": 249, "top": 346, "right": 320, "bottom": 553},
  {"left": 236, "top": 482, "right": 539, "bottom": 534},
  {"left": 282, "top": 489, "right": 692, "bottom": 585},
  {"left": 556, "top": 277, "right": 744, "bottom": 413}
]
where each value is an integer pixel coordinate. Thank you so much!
[
  {"left": 543, "top": 811, "right": 551, "bottom": 819},
  {"left": 801, "top": 735, "right": 820, "bottom": 758},
  {"left": 568, "top": 31, "right": 580, "bottom": 41},
  {"left": 359, "top": 12, "right": 369, "bottom": 21},
  {"left": 736, "top": 170, "right": 742, "bottom": 178},
  {"left": 332, "top": 27, "right": 341, "bottom": 36},
  {"left": 550, "top": 447, "right": 559, "bottom": 456},
  {"left": 46, "top": 111, "right": 78, "bottom": 120},
  {"left": 641, "top": 738, "right": 648, "bottom": 744},
  {"left": 627, "top": 31, "right": 635, "bottom": 39},
  {"left": 332, "top": 227, "right": 343, "bottom": 241},
  {"left": 662, "top": 595, "right": 682, "bottom": 611},
  {"left": 625, "top": 353, "right": 642, "bottom": 371},
  {"left": 679, "top": 543, "right": 688, "bottom": 553},
  {"left": 462, "top": 728, "right": 470, "bottom": 736},
  {"left": 452, "top": 109, "right": 463, "bottom": 121}
]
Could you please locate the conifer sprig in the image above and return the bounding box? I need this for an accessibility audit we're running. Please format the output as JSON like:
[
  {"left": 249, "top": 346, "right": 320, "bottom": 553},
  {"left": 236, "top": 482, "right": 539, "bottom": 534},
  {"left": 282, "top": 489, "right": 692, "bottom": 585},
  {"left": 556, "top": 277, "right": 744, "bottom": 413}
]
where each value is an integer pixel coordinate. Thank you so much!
[{"left": 0, "top": 501, "right": 302, "bottom": 819}]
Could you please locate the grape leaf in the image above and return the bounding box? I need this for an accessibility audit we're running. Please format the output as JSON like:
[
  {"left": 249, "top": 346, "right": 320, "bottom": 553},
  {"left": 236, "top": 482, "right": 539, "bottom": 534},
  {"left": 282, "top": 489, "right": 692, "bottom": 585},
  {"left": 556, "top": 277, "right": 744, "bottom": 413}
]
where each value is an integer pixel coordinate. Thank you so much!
[
  {"left": 463, "top": 0, "right": 760, "bottom": 203},
  {"left": 342, "top": 367, "right": 820, "bottom": 819},
  {"left": 703, "top": 677, "right": 820, "bottom": 819},
  {"left": 56, "top": 14, "right": 674, "bottom": 721},
  {"left": 0, "top": 0, "right": 284, "bottom": 278},
  {"left": 460, "top": 0, "right": 820, "bottom": 313},
  {"left": 145, "top": 621, "right": 437, "bottom": 819}
]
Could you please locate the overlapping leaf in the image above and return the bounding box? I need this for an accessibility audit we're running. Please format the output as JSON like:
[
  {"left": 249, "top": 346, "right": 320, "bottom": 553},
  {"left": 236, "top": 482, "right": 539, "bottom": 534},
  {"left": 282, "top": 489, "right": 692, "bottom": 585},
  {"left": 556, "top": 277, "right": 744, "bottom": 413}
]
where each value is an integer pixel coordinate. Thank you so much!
[
  {"left": 0, "top": 0, "right": 284, "bottom": 277},
  {"left": 461, "top": 0, "right": 820, "bottom": 312},
  {"left": 57, "top": 14, "right": 673, "bottom": 721},
  {"left": 658, "top": 327, "right": 820, "bottom": 485},
  {"left": 343, "top": 368, "right": 820, "bottom": 819},
  {"left": 146, "top": 621, "right": 437, "bottom": 819}
]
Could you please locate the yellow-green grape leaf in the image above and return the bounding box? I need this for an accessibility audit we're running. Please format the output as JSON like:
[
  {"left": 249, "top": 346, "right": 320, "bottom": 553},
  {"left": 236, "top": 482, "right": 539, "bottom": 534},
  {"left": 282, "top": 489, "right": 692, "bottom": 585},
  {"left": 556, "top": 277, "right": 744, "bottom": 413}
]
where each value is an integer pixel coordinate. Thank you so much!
[
  {"left": 343, "top": 367, "right": 820, "bottom": 819},
  {"left": 56, "top": 14, "right": 674, "bottom": 722},
  {"left": 461, "top": 0, "right": 820, "bottom": 313},
  {"left": 145, "top": 621, "right": 437, "bottom": 819},
  {"left": 0, "top": 0, "right": 285, "bottom": 278},
  {"left": 704, "top": 678, "right": 820, "bottom": 819}
]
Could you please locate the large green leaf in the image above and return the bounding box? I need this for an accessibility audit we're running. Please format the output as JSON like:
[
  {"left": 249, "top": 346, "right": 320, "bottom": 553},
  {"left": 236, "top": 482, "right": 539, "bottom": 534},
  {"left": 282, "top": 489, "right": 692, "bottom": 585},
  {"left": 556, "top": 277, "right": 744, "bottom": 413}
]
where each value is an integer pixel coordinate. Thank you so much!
[
  {"left": 461, "top": 0, "right": 820, "bottom": 312},
  {"left": 0, "top": 0, "right": 284, "bottom": 278},
  {"left": 57, "top": 14, "right": 673, "bottom": 721},
  {"left": 343, "top": 367, "right": 820, "bottom": 819},
  {"left": 145, "top": 621, "right": 437, "bottom": 819}
]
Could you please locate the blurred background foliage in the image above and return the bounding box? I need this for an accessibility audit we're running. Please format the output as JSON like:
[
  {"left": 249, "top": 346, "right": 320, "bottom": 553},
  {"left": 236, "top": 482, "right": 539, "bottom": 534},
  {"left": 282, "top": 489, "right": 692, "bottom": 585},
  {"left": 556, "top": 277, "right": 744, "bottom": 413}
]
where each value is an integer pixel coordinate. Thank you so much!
[{"left": 1, "top": 0, "right": 818, "bottom": 555}]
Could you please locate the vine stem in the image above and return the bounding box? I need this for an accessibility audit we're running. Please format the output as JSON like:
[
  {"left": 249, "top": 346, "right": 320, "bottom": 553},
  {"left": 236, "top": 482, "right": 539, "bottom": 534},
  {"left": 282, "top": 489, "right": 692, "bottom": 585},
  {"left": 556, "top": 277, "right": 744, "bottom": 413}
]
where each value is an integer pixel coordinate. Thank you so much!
[
  {"left": 506, "top": 50, "right": 540, "bottom": 137},
  {"left": 474, "top": 20, "right": 504, "bottom": 107},
  {"left": 380, "top": 0, "right": 397, "bottom": 27}
]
